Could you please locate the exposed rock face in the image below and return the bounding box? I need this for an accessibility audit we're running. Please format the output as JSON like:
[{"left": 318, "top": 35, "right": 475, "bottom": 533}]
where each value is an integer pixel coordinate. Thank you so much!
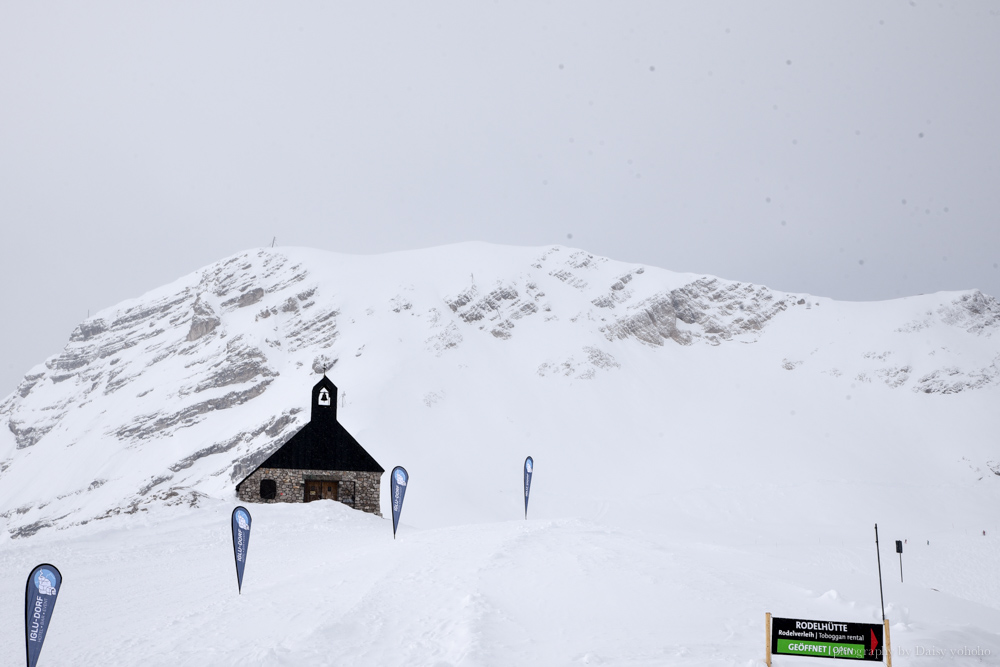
[
  {"left": 603, "top": 292, "right": 688, "bottom": 346},
  {"left": 912, "top": 359, "right": 1000, "bottom": 395},
  {"left": 236, "top": 288, "right": 265, "bottom": 308},
  {"left": 311, "top": 354, "right": 338, "bottom": 375},
  {"left": 0, "top": 251, "right": 304, "bottom": 455},
  {"left": 15, "top": 372, "right": 45, "bottom": 400},
  {"left": 898, "top": 291, "right": 1000, "bottom": 337},
  {"left": 9, "top": 518, "right": 61, "bottom": 539},
  {"left": 538, "top": 346, "right": 621, "bottom": 380},
  {"left": 7, "top": 419, "right": 50, "bottom": 450},
  {"left": 446, "top": 282, "right": 542, "bottom": 340},
  {"left": 601, "top": 278, "right": 788, "bottom": 346},
  {"left": 888, "top": 291, "right": 1000, "bottom": 393},
  {"left": 113, "top": 380, "right": 274, "bottom": 442},
  {"left": 938, "top": 290, "right": 1000, "bottom": 335},
  {"left": 186, "top": 296, "right": 221, "bottom": 341},
  {"left": 877, "top": 366, "right": 911, "bottom": 388}
]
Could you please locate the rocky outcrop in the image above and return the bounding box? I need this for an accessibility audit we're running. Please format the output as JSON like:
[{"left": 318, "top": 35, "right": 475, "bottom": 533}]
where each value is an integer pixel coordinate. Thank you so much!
[
  {"left": 446, "top": 281, "right": 541, "bottom": 340},
  {"left": 186, "top": 296, "right": 221, "bottom": 341},
  {"left": 172, "top": 410, "right": 300, "bottom": 474},
  {"left": 114, "top": 379, "right": 274, "bottom": 442},
  {"left": 938, "top": 290, "right": 1000, "bottom": 336},
  {"left": 8, "top": 419, "right": 53, "bottom": 450},
  {"left": 912, "top": 359, "right": 1000, "bottom": 394},
  {"left": 602, "top": 278, "right": 788, "bottom": 347},
  {"left": 538, "top": 346, "right": 621, "bottom": 380}
]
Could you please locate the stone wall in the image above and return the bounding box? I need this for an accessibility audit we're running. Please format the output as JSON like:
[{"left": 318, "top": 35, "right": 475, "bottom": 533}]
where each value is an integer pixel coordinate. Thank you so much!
[{"left": 237, "top": 467, "right": 382, "bottom": 516}]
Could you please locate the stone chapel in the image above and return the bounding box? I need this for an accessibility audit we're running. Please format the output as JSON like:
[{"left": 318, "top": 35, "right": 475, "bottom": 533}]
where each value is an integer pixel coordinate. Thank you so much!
[{"left": 235, "top": 376, "right": 383, "bottom": 514}]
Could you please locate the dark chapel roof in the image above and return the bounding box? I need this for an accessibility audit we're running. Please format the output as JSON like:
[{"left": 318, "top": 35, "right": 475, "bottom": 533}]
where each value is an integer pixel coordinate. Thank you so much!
[{"left": 239, "top": 376, "right": 384, "bottom": 482}]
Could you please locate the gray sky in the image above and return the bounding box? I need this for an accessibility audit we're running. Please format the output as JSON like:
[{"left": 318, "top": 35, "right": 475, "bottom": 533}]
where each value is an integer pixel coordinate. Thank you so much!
[{"left": 2, "top": 1, "right": 998, "bottom": 394}]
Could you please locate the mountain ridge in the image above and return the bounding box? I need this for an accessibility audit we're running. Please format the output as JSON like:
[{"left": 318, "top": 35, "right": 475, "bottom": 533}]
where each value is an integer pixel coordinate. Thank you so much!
[{"left": 1, "top": 243, "right": 999, "bottom": 541}]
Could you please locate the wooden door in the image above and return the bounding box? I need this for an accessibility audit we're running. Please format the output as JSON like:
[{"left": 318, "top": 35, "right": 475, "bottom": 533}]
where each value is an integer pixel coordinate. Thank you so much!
[
  {"left": 322, "top": 481, "right": 339, "bottom": 501},
  {"left": 305, "top": 480, "right": 323, "bottom": 502}
]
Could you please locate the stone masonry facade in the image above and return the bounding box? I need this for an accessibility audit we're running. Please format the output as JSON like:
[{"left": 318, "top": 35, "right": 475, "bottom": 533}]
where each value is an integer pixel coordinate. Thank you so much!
[{"left": 237, "top": 467, "right": 382, "bottom": 516}]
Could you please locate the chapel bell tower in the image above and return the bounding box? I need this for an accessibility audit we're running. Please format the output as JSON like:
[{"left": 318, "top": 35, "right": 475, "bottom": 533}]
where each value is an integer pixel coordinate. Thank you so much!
[{"left": 311, "top": 375, "right": 338, "bottom": 422}]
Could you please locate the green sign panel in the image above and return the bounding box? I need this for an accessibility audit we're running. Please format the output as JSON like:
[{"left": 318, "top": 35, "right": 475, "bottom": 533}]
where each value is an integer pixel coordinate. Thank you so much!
[
  {"left": 772, "top": 617, "right": 883, "bottom": 662},
  {"left": 777, "top": 638, "right": 866, "bottom": 659}
]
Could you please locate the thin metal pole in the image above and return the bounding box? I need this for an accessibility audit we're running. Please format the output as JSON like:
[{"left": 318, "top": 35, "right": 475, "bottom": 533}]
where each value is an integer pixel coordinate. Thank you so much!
[
  {"left": 875, "top": 523, "right": 886, "bottom": 622},
  {"left": 899, "top": 552, "right": 903, "bottom": 583}
]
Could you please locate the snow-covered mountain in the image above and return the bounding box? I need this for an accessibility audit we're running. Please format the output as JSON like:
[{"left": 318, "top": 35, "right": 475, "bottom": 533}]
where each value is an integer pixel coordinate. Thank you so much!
[
  {"left": 2, "top": 244, "right": 999, "bottom": 665},
  {"left": 4, "top": 243, "right": 1000, "bottom": 536}
]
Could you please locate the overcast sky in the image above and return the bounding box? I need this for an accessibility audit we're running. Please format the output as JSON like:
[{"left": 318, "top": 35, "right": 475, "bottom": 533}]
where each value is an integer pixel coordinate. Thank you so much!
[{"left": 1, "top": 1, "right": 998, "bottom": 394}]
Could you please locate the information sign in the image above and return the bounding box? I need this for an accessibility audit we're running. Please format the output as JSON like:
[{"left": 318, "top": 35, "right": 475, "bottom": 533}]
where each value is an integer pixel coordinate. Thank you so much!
[{"left": 771, "top": 616, "right": 884, "bottom": 661}]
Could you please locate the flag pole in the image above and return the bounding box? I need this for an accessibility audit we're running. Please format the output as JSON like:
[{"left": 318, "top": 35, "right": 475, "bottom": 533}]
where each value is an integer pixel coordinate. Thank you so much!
[{"left": 875, "top": 523, "right": 885, "bottom": 622}]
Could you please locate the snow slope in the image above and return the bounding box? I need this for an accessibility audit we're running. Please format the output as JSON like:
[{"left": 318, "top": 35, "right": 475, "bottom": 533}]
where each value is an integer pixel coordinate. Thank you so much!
[{"left": 1, "top": 244, "right": 999, "bottom": 665}]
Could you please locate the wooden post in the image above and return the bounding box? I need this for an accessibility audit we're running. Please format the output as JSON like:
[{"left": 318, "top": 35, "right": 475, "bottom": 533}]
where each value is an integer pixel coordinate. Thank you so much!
[
  {"left": 884, "top": 619, "right": 892, "bottom": 667},
  {"left": 765, "top": 612, "right": 772, "bottom": 666}
]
